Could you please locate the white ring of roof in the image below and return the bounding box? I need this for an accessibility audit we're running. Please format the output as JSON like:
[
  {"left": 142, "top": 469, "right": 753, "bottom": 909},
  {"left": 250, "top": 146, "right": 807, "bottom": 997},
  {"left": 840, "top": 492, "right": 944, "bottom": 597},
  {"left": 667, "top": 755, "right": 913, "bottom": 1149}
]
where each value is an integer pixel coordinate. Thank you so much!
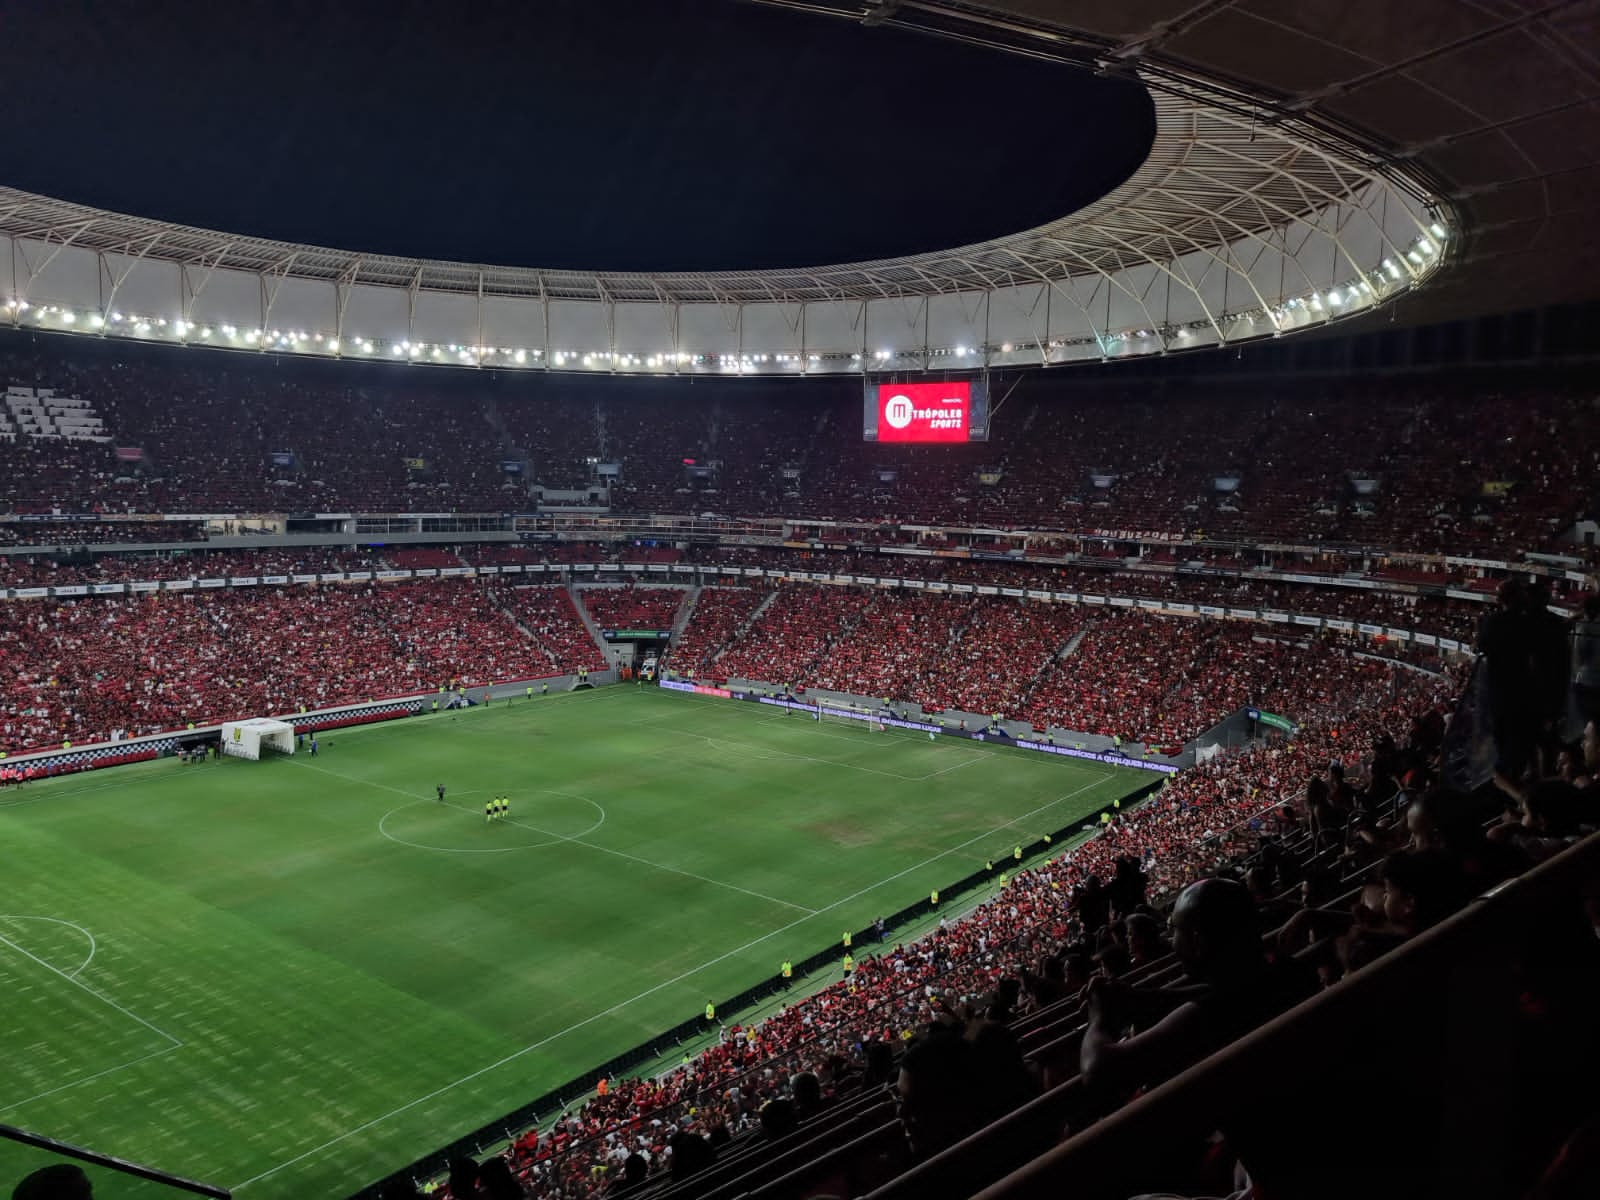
[{"left": 0, "top": 68, "right": 1447, "bottom": 374}]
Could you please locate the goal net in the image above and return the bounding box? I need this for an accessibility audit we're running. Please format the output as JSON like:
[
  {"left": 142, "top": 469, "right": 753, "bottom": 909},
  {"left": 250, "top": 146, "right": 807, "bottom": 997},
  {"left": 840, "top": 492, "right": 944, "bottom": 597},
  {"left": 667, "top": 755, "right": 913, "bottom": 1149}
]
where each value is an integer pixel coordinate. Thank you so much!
[{"left": 220, "top": 718, "right": 296, "bottom": 761}]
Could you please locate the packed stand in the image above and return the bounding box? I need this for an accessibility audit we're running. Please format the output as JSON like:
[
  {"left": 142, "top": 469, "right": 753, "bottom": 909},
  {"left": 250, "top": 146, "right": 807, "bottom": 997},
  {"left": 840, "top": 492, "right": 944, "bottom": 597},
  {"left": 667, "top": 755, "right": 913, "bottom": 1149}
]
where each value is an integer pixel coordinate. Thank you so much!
[
  {"left": 422, "top": 620, "right": 1507, "bottom": 1200},
  {"left": 803, "top": 592, "right": 974, "bottom": 699},
  {"left": 576, "top": 585, "right": 685, "bottom": 633},
  {"left": 0, "top": 581, "right": 555, "bottom": 752},
  {"left": 664, "top": 586, "right": 772, "bottom": 676},
  {"left": 486, "top": 585, "right": 608, "bottom": 677},
  {"left": 4, "top": 338, "right": 1596, "bottom": 560},
  {"left": 711, "top": 584, "right": 878, "bottom": 684}
]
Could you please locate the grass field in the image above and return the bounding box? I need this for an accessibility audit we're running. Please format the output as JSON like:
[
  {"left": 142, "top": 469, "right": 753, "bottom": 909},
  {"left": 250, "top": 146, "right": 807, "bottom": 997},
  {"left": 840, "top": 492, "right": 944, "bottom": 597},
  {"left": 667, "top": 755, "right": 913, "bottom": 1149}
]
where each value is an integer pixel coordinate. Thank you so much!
[{"left": 0, "top": 685, "right": 1148, "bottom": 1198}]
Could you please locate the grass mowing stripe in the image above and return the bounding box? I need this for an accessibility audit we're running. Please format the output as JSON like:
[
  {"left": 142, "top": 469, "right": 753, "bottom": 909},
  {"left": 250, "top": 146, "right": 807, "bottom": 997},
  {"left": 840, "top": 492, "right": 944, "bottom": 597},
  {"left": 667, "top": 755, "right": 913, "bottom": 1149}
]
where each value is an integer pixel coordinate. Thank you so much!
[
  {"left": 293, "top": 756, "right": 820, "bottom": 913},
  {"left": 0, "top": 930, "right": 181, "bottom": 1048},
  {"left": 1, "top": 686, "right": 1146, "bottom": 1197},
  {"left": 229, "top": 768, "right": 1120, "bottom": 1192}
]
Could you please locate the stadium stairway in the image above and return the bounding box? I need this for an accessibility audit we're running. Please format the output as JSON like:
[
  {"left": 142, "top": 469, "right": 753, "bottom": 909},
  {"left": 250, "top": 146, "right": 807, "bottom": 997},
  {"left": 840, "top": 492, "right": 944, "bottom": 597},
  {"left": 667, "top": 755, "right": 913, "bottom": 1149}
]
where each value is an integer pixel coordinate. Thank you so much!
[
  {"left": 491, "top": 590, "right": 539, "bottom": 644},
  {"left": 568, "top": 580, "right": 613, "bottom": 659},
  {"left": 671, "top": 584, "right": 703, "bottom": 641},
  {"left": 1012, "top": 624, "right": 1088, "bottom": 718},
  {"left": 1060, "top": 624, "right": 1091, "bottom": 658},
  {"left": 705, "top": 588, "right": 780, "bottom": 672}
]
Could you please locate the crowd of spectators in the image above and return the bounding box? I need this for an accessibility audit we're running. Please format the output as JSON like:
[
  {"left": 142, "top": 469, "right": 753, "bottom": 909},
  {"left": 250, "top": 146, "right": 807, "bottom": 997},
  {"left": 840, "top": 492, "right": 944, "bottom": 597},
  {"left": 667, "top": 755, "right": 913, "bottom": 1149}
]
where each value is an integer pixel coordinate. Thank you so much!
[
  {"left": 0, "top": 581, "right": 601, "bottom": 752},
  {"left": 803, "top": 592, "right": 973, "bottom": 698},
  {"left": 3, "top": 341, "right": 1596, "bottom": 561},
  {"left": 576, "top": 586, "right": 685, "bottom": 633},
  {"left": 416, "top": 622, "right": 1539, "bottom": 1200},
  {"left": 711, "top": 584, "right": 878, "bottom": 684},
  {"left": 0, "top": 547, "right": 395, "bottom": 588},
  {"left": 663, "top": 587, "right": 771, "bottom": 675},
  {"left": 674, "top": 585, "right": 1435, "bottom": 749},
  {"left": 485, "top": 585, "right": 609, "bottom": 679},
  {"left": 0, "top": 534, "right": 1519, "bottom": 655},
  {"left": 0, "top": 519, "right": 206, "bottom": 544}
]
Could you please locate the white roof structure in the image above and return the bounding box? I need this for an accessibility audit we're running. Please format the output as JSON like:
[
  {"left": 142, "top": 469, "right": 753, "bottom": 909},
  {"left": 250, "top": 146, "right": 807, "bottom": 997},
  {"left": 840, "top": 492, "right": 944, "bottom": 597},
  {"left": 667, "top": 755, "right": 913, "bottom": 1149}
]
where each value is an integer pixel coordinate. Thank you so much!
[{"left": 0, "top": 66, "right": 1445, "bottom": 376}]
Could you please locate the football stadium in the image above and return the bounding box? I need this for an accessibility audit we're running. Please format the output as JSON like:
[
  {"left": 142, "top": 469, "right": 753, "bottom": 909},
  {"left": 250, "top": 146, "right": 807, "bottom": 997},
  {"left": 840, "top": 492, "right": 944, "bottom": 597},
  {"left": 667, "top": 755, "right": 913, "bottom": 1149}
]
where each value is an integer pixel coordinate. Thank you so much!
[{"left": 1, "top": 2, "right": 1598, "bottom": 1199}]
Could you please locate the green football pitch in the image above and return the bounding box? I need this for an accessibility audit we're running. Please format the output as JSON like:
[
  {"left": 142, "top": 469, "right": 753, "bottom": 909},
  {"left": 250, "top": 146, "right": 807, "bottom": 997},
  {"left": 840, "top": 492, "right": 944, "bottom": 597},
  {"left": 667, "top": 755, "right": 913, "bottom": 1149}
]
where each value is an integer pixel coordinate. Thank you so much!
[{"left": 0, "top": 686, "right": 1148, "bottom": 1198}]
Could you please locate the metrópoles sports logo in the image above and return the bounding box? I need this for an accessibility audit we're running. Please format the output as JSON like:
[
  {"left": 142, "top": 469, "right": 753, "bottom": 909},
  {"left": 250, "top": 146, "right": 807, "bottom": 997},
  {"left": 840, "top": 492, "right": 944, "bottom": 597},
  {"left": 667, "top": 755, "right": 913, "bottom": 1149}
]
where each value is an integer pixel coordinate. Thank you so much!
[{"left": 873, "top": 381, "right": 972, "bottom": 443}]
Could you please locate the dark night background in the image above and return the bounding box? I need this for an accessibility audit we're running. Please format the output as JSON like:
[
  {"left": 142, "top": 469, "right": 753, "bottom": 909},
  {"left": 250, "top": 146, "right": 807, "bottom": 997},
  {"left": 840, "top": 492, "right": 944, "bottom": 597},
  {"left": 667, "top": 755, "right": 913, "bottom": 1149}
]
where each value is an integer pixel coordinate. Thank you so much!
[{"left": 1, "top": 0, "right": 1154, "bottom": 270}]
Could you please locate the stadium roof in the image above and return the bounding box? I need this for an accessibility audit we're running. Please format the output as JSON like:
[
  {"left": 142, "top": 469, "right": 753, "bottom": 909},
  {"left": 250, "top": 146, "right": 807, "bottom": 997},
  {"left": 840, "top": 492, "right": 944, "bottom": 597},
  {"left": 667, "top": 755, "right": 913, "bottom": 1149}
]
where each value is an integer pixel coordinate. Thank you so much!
[
  {"left": 771, "top": 0, "right": 1599, "bottom": 331},
  {"left": 0, "top": 0, "right": 1521, "bottom": 373}
]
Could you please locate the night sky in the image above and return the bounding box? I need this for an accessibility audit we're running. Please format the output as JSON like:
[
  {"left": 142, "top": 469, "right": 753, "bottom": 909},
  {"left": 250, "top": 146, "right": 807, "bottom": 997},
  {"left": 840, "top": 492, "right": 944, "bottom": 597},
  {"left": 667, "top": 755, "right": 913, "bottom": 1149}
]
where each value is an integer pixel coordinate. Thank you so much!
[{"left": 2, "top": 0, "right": 1154, "bottom": 271}]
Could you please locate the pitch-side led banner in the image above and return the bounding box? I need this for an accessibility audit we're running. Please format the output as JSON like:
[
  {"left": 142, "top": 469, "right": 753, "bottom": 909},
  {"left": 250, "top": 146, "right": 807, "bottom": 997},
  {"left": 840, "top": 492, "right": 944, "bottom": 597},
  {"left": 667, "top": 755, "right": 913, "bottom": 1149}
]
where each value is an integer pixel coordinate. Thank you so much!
[{"left": 875, "top": 382, "right": 971, "bottom": 443}]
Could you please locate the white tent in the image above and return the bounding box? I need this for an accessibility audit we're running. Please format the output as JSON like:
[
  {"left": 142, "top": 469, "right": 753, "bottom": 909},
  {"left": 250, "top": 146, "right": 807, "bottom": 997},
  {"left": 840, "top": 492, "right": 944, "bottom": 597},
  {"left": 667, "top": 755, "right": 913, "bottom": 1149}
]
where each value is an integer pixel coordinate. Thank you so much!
[{"left": 220, "top": 718, "right": 296, "bottom": 761}]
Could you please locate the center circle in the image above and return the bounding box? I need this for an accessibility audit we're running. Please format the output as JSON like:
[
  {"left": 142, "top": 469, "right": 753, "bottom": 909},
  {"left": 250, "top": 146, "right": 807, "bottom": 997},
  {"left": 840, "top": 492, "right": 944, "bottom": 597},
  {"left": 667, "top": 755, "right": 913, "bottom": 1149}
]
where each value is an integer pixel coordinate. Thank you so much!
[{"left": 378, "top": 790, "right": 605, "bottom": 854}]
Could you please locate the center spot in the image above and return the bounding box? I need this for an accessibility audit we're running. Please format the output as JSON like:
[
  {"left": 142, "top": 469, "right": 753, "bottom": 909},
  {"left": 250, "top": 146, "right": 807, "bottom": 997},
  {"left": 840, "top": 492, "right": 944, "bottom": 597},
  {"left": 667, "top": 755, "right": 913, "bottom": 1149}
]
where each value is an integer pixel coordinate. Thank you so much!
[{"left": 379, "top": 790, "right": 604, "bottom": 854}]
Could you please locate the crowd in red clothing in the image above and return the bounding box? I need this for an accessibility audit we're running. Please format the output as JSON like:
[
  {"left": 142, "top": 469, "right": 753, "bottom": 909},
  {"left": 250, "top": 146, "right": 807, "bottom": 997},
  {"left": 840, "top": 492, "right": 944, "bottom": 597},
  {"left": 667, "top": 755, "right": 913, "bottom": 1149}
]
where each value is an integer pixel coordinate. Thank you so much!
[
  {"left": 664, "top": 587, "right": 771, "bottom": 675},
  {"left": 711, "top": 584, "right": 879, "bottom": 684},
  {"left": 803, "top": 592, "right": 972, "bottom": 699},
  {"left": 677, "top": 586, "right": 1428, "bottom": 750},
  {"left": 0, "top": 582, "right": 601, "bottom": 752},
  {"left": 3, "top": 339, "right": 1596, "bottom": 560},
  {"left": 485, "top": 585, "right": 610, "bottom": 678},
  {"left": 0, "top": 566, "right": 1463, "bottom": 757},
  {"left": 576, "top": 585, "right": 685, "bottom": 632},
  {"left": 0, "top": 519, "right": 207, "bottom": 544},
  {"left": 446, "top": 649, "right": 1464, "bottom": 1200}
]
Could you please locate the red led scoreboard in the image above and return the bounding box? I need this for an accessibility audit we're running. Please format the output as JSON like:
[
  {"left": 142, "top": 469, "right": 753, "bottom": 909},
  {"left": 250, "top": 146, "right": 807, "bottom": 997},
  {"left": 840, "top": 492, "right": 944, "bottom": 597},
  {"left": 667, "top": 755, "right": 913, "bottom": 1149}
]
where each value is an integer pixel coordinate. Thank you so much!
[{"left": 863, "top": 380, "right": 988, "bottom": 443}]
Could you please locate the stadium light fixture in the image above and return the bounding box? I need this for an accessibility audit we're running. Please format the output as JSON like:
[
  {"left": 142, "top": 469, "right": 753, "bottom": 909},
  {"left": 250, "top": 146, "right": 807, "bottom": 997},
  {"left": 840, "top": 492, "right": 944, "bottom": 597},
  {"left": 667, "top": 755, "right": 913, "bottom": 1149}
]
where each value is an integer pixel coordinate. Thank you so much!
[
  {"left": 1001, "top": 342, "right": 1014, "bottom": 353},
  {"left": 514, "top": 349, "right": 526, "bottom": 364},
  {"left": 61, "top": 311, "right": 75, "bottom": 324},
  {"left": 1430, "top": 222, "right": 1446, "bottom": 239}
]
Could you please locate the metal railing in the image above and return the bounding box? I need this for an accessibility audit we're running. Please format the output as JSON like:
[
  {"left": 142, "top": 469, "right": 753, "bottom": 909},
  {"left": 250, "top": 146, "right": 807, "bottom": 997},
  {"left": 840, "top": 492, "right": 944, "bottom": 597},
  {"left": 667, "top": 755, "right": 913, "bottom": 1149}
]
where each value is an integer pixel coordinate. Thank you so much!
[
  {"left": 964, "top": 831, "right": 1600, "bottom": 1200},
  {"left": 0, "top": 1124, "right": 229, "bottom": 1198}
]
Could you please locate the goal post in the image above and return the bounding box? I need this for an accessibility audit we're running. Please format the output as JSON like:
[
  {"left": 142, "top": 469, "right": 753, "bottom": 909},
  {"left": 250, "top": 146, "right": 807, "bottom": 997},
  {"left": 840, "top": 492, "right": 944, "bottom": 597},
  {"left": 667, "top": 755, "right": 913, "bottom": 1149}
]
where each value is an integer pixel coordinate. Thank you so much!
[{"left": 220, "top": 718, "right": 296, "bottom": 761}]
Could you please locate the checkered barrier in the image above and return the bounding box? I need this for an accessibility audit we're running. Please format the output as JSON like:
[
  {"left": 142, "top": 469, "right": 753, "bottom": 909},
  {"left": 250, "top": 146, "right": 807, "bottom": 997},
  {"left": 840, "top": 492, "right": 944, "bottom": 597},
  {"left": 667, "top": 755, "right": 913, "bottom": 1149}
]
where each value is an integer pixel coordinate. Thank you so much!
[
  {"left": 3, "top": 736, "right": 181, "bottom": 778},
  {"left": 3, "top": 697, "right": 427, "bottom": 779},
  {"left": 289, "top": 698, "right": 424, "bottom": 734}
]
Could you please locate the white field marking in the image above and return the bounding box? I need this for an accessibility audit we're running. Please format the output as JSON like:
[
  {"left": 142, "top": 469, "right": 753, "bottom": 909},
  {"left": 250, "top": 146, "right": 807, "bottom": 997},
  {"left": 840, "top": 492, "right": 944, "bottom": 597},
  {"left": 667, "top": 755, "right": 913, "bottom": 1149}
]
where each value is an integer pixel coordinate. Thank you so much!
[
  {"left": 294, "top": 756, "right": 807, "bottom": 913},
  {"left": 435, "top": 800, "right": 818, "bottom": 916},
  {"left": 654, "top": 727, "right": 987, "bottom": 784},
  {"left": 729, "top": 711, "right": 999, "bottom": 759},
  {"left": 0, "top": 915, "right": 96, "bottom": 978},
  {"left": 2, "top": 1044, "right": 182, "bottom": 1113},
  {"left": 0, "top": 689, "right": 644, "bottom": 815},
  {"left": 0, "top": 772, "right": 158, "bottom": 811},
  {"left": 913, "top": 753, "right": 990, "bottom": 781},
  {"left": 0, "top": 930, "right": 180, "bottom": 1048},
  {"left": 229, "top": 770, "right": 1118, "bottom": 1192},
  {"left": 377, "top": 794, "right": 605, "bottom": 856}
]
